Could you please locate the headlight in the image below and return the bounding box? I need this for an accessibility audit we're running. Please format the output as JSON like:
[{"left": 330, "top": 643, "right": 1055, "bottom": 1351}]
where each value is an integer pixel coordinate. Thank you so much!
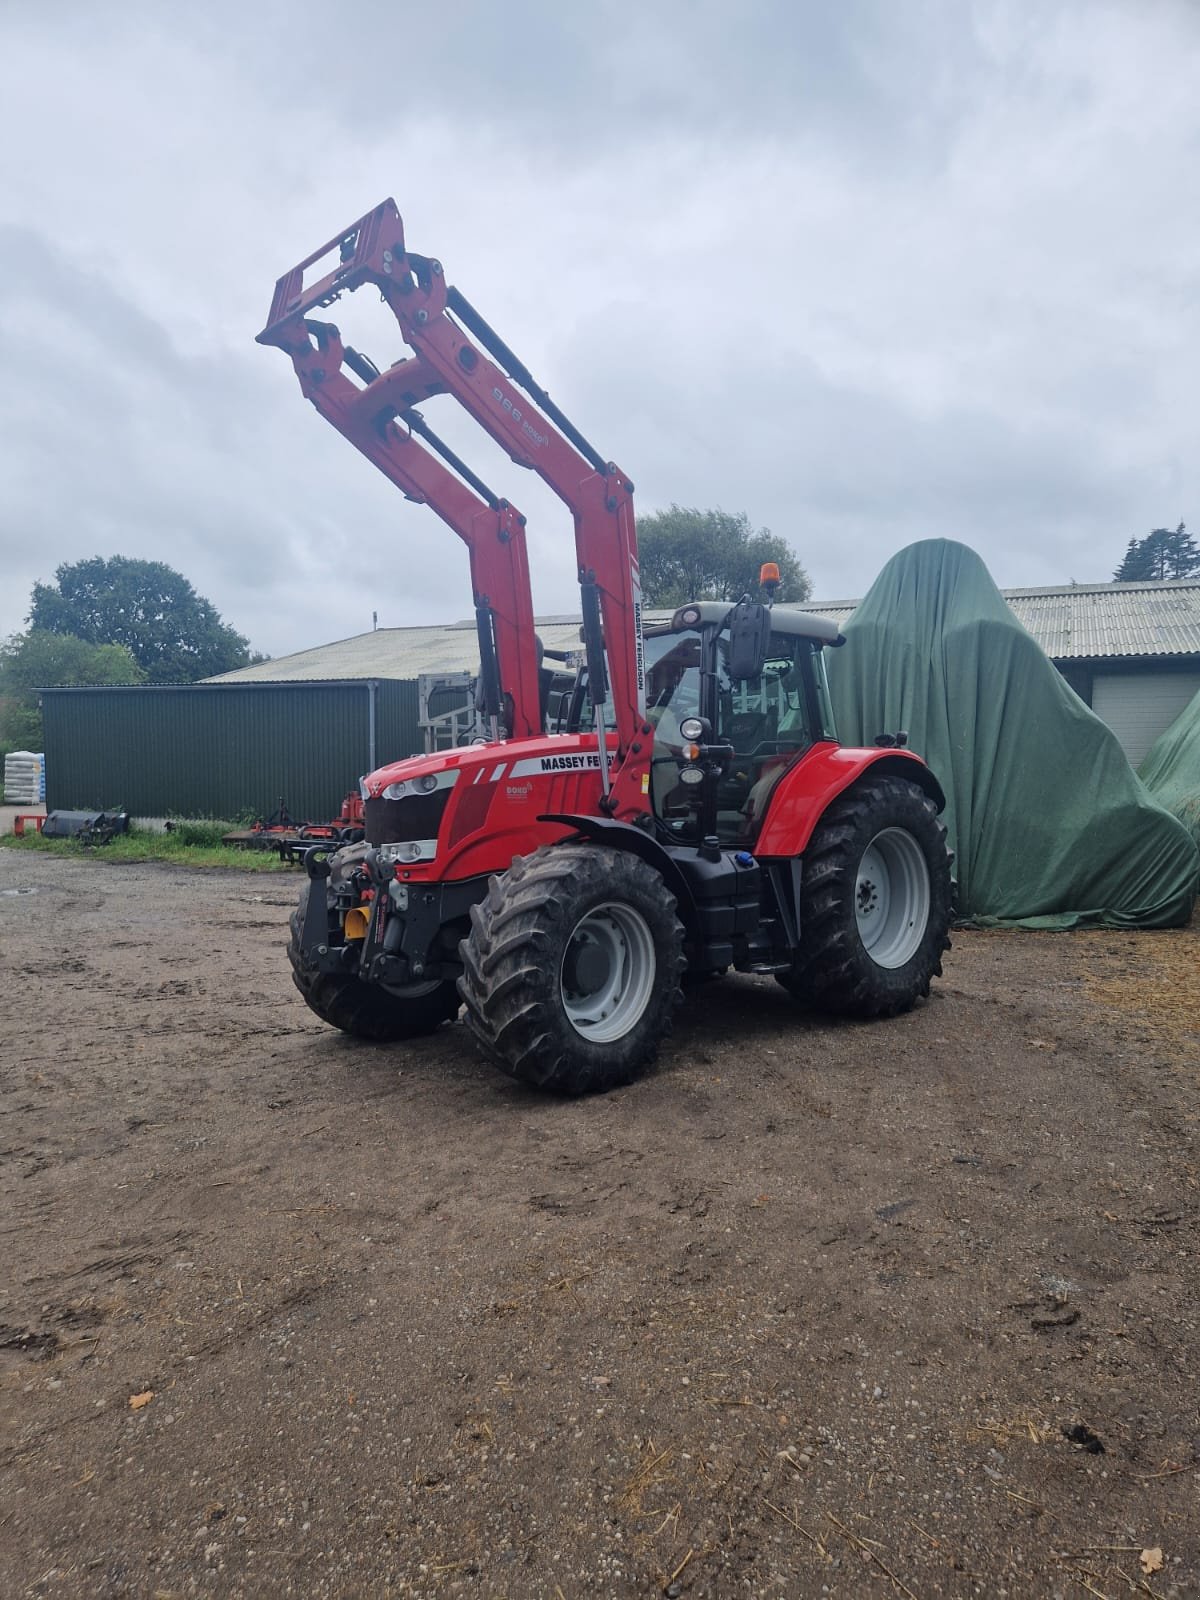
[
  {"left": 381, "top": 769, "right": 458, "bottom": 801},
  {"left": 383, "top": 778, "right": 423, "bottom": 800},
  {"left": 378, "top": 839, "right": 434, "bottom": 864},
  {"left": 679, "top": 716, "right": 705, "bottom": 742}
]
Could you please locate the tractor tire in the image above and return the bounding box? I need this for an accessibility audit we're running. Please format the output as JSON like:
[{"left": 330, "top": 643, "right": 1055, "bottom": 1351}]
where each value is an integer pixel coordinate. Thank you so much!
[
  {"left": 458, "top": 845, "right": 685, "bottom": 1095},
  {"left": 778, "top": 775, "right": 952, "bottom": 1017},
  {"left": 287, "top": 882, "right": 461, "bottom": 1041}
]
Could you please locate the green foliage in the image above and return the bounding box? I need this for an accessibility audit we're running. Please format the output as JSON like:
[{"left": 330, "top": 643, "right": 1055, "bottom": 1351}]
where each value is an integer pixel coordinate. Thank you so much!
[
  {"left": 28, "top": 556, "right": 254, "bottom": 681},
  {"left": 0, "top": 823, "right": 291, "bottom": 872},
  {"left": 0, "top": 630, "right": 144, "bottom": 692},
  {"left": 1113, "top": 524, "right": 1200, "bottom": 582},
  {"left": 636, "top": 506, "right": 812, "bottom": 609},
  {"left": 0, "top": 629, "right": 144, "bottom": 761},
  {"left": 166, "top": 819, "right": 239, "bottom": 848},
  {"left": 0, "top": 702, "right": 43, "bottom": 756}
]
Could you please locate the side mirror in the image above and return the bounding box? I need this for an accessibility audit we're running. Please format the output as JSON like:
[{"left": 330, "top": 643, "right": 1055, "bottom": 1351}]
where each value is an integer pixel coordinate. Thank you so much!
[{"left": 727, "top": 596, "right": 771, "bottom": 682}]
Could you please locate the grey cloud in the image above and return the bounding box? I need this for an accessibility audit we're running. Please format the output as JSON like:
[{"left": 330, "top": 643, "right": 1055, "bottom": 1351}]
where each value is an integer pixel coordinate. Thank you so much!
[
  {"left": 1, "top": 0, "right": 1197, "bottom": 655},
  {"left": 571, "top": 325, "right": 1138, "bottom": 594},
  {"left": 48, "top": 0, "right": 990, "bottom": 164},
  {"left": 0, "top": 225, "right": 467, "bottom": 656}
]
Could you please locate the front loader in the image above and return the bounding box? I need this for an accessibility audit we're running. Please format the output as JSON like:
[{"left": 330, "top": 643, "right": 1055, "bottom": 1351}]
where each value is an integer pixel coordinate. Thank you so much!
[{"left": 259, "top": 200, "right": 952, "bottom": 1094}]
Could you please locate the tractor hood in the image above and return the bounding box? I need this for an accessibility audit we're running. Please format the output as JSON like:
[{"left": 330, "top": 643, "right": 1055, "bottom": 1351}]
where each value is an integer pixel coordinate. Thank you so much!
[
  {"left": 358, "top": 732, "right": 619, "bottom": 876},
  {"left": 361, "top": 732, "right": 612, "bottom": 803}
]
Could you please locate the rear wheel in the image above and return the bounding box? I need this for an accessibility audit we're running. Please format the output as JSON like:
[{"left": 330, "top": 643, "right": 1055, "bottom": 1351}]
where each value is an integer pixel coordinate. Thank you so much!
[
  {"left": 778, "top": 775, "right": 952, "bottom": 1016},
  {"left": 288, "top": 882, "right": 461, "bottom": 1041},
  {"left": 458, "top": 845, "right": 685, "bottom": 1094}
]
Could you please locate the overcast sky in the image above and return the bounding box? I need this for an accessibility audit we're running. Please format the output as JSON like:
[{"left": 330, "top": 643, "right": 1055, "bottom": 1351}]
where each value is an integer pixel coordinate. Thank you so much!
[{"left": 1, "top": 0, "right": 1197, "bottom": 661}]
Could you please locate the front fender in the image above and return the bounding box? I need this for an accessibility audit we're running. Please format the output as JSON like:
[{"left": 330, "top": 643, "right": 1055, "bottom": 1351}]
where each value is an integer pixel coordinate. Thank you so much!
[
  {"left": 537, "top": 814, "right": 703, "bottom": 936},
  {"left": 753, "top": 745, "right": 945, "bottom": 858}
]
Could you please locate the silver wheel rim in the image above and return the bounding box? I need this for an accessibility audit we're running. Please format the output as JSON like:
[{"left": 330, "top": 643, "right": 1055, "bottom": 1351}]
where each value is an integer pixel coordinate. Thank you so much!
[
  {"left": 855, "top": 828, "right": 931, "bottom": 969},
  {"left": 560, "top": 901, "right": 657, "bottom": 1043}
]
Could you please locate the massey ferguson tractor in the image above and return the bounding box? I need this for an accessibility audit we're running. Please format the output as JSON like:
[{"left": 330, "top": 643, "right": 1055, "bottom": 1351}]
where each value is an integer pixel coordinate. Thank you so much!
[{"left": 258, "top": 200, "right": 952, "bottom": 1094}]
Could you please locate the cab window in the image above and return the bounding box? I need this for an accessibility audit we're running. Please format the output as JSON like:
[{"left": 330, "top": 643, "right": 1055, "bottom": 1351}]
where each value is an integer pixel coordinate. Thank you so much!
[
  {"left": 645, "top": 632, "right": 703, "bottom": 823},
  {"left": 714, "top": 633, "right": 823, "bottom": 845}
]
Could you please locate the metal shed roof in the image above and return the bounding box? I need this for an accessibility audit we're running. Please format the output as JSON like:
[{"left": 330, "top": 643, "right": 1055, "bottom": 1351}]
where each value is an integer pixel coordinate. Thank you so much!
[
  {"left": 210, "top": 581, "right": 1200, "bottom": 684},
  {"left": 209, "top": 613, "right": 669, "bottom": 683},
  {"left": 800, "top": 579, "right": 1200, "bottom": 661},
  {"left": 209, "top": 621, "right": 583, "bottom": 683},
  {"left": 1002, "top": 582, "right": 1200, "bottom": 659}
]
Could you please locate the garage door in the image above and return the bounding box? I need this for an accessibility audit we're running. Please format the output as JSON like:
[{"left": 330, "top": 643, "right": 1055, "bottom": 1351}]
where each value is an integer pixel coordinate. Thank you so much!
[{"left": 1091, "top": 672, "right": 1200, "bottom": 766}]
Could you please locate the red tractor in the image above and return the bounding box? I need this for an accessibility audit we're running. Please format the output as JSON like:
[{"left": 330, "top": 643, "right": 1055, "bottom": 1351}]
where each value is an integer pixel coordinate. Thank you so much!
[{"left": 258, "top": 201, "right": 952, "bottom": 1093}]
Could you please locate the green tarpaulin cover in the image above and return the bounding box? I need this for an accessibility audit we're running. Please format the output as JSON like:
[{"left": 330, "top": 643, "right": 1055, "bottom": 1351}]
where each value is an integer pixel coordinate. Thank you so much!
[
  {"left": 825, "top": 539, "right": 1199, "bottom": 928},
  {"left": 1139, "top": 686, "right": 1200, "bottom": 847}
]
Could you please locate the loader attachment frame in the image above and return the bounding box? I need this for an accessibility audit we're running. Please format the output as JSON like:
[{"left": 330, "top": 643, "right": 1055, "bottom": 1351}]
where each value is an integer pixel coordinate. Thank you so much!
[{"left": 258, "top": 199, "right": 650, "bottom": 818}]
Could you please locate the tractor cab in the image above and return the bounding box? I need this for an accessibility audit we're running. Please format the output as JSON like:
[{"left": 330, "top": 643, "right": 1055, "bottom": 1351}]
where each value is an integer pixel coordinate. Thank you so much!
[{"left": 571, "top": 603, "right": 844, "bottom": 849}]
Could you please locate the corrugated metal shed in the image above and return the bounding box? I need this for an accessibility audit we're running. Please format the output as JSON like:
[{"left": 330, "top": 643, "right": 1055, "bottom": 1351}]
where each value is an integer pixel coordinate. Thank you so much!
[
  {"left": 801, "top": 580, "right": 1200, "bottom": 661},
  {"left": 40, "top": 582, "right": 1200, "bottom": 817},
  {"left": 207, "top": 619, "right": 596, "bottom": 684},
  {"left": 207, "top": 613, "right": 686, "bottom": 684},
  {"left": 1002, "top": 582, "right": 1200, "bottom": 659},
  {"left": 211, "top": 583, "right": 1200, "bottom": 687},
  {"left": 41, "top": 680, "right": 419, "bottom": 820}
]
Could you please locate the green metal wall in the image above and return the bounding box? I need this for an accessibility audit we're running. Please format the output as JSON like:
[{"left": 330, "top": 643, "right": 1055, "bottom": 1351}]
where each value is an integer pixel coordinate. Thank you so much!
[{"left": 41, "top": 680, "right": 422, "bottom": 820}]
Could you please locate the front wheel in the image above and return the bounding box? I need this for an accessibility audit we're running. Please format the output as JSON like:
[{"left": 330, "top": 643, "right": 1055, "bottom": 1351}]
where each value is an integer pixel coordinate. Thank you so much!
[
  {"left": 778, "top": 775, "right": 952, "bottom": 1016},
  {"left": 288, "top": 882, "right": 461, "bottom": 1041},
  {"left": 458, "top": 845, "right": 685, "bottom": 1094}
]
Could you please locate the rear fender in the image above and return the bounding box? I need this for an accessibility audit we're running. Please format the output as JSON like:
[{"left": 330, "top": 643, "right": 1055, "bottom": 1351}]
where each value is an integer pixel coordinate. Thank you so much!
[{"left": 753, "top": 745, "right": 945, "bottom": 859}]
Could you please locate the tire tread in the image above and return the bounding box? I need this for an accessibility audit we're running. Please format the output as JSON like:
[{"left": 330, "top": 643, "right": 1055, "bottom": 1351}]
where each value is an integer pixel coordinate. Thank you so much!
[
  {"left": 780, "top": 776, "right": 953, "bottom": 1017},
  {"left": 287, "top": 882, "right": 460, "bottom": 1041},
  {"left": 458, "top": 845, "right": 685, "bottom": 1095}
]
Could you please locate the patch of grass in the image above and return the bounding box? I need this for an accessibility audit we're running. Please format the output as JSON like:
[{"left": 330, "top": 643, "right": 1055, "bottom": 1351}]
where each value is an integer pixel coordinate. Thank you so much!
[
  {"left": 0, "top": 824, "right": 295, "bottom": 872},
  {"left": 1079, "top": 923, "right": 1200, "bottom": 1046},
  {"left": 165, "top": 819, "right": 241, "bottom": 849}
]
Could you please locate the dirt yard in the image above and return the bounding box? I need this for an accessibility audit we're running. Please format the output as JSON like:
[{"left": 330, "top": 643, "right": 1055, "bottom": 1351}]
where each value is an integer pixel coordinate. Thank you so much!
[{"left": 1, "top": 852, "right": 1197, "bottom": 1599}]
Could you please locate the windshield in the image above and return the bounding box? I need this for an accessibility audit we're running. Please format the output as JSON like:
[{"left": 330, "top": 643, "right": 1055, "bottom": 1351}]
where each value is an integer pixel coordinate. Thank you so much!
[
  {"left": 716, "top": 633, "right": 812, "bottom": 749},
  {"left": 643, "top": 627, "right": 831, "bottom": 844},
  {"left": 581, "top": 625, "right": 836, "bottom": 847},
  {"left": 643, "top": 631, "right": 701, "bottom": 820},
  {"left": 713, "top": 631, "right": 831, "bottom": 843},
  {"left": 646, "top": 633, "right": 701, "bottom": 726}
]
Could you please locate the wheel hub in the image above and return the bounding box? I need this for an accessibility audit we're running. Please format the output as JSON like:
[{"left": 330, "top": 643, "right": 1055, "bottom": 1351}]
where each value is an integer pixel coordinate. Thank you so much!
[
  {"left": 560, "top": 902, "right": 657, "bottom": 1043},
  {"left": 855, "top": 827, "right": 931, "bottom": 970},
  {"left": 563, "top": 934, "right": 609, "bottom": 996},
  {"left": 856, "top": 878, "right": 879, "bottom": 915}
]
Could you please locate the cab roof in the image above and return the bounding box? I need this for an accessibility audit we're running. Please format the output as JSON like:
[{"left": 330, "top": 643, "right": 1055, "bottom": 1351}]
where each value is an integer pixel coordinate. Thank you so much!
[{"left": 645, "top": 601, "right": 843, "bottom": 645}]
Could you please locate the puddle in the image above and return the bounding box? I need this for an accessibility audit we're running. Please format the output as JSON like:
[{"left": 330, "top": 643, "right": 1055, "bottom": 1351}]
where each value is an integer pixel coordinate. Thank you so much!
[{"left": 1, "top": 887, "right": 40, "bottom": 897}]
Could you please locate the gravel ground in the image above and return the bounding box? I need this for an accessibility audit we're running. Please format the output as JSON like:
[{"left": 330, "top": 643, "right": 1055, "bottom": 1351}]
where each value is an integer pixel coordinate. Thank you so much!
[{"left": 1, "top": 851, "right": 1197, "bottom": 1599}]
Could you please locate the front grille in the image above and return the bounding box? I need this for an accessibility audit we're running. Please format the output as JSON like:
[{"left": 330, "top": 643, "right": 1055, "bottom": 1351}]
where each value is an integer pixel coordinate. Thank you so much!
[{"left": 364, "top": 791, "right": 452, "bottom": 846}]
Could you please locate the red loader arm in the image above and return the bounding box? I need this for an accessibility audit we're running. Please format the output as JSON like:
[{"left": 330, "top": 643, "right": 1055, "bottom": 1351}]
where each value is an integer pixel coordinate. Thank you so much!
[{"left": 258, "top": 200, "right": 650, "bottom": 819}]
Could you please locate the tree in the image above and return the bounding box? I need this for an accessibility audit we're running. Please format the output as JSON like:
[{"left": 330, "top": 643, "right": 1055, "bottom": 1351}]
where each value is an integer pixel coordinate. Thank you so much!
[
  {"left": 28, "top": 556, "right": 254, "bottom": 681},
  {"left": 0, "top": 629, "right": 145, "bottom": 758},
  {"left": 636, "top": 507, "right": 812, "bottom": 609},
  {"left": 1113, "top": 524, "right": 1200, "bottom": 582}
]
